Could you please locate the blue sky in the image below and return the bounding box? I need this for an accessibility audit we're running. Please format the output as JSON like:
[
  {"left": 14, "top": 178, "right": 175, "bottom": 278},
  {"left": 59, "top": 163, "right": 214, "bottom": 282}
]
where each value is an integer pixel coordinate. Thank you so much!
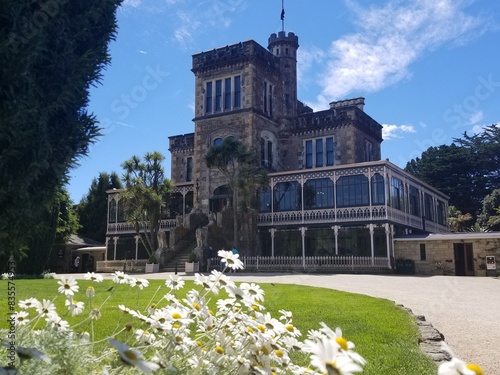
[{"left": 68, "top": 0, "right": 500, "bottom": 202}]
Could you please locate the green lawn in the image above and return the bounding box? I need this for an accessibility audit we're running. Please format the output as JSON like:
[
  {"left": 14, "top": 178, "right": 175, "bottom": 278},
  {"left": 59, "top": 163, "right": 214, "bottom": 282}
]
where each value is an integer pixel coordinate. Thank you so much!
[{"left": 0, "top": 278, "right": 436, "bottom": 374}]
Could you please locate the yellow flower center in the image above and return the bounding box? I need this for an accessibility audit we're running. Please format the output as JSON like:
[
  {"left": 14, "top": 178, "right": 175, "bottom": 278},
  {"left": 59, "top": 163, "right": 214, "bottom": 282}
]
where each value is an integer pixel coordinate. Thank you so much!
[
  {"left": 173, "top": 322, "right": 181, "bottom": 328},
  {"left": 196, "top": 340, "right": 203, "bottom": 347},
  {"left": 175, "top": 336, "right": 182, "bottom": 342},
  {"left": 257, "top": 325, "right": 266, "bottom": 333},
  {"left": 171, "top": 312, "right": 182, "bottom": 319},
  {"left": 336, "top": 337, "right": 348, "bottom": 351},
  {"left": 261, "top": 346, "right": 270, "bottom": 355},
  {"left": 285, "top": 324, "right": 294, "bottom": 332},
  {"left": 123, "top": 350, "right": 140, "bottom": 362},
  {"left": 192, "top": 303, "right": 201, "bottom": 311},
  {"left": 209, "top": 310, "right": 214, "bottom": 316},
  {"left": 275, "top": 349, "right": 284, "bottom": 358},
  {"left": 215, "top": 346, "right": 224, "bottom": 354},
  {"left": 466, "top": 364, "right": 483, "bottom": 375},
  {"left": 247, "top": 327, "right": 254, "bottom": 333}
]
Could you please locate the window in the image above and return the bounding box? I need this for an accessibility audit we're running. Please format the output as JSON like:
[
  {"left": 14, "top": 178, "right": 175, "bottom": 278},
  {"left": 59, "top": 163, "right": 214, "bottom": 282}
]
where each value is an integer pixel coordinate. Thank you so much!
[
  {"left": 326, "top": 137, "right": 334, "bottom": 166},
  {"left": 424, "top": 193, "right": 434, "bottom": 221},
  {"left": 437, "top": 200, "right": 446, "bottom": 225},
  {"left": 371, "top": 173, "right": 385, "bottom": 205},
  {"left": 205, "top": 82, "right": 213, "bottom": 113},
  {"left": 267, "top": 141, "right": 273, "bottom": 167},
  {"left": 304, "top": 178, "right": 334, "bottom": 209},
  {"left": 390, "top": 177, "right": 404, "bottom": 210},
  {"left": 273, "top": 181, "right": 301, "bottom": 211},
  {"left": 204, "top": 75, "right": 241, "bottom": 114},
  {"left": 234, "top": 76, "right": 241, "bottom": 108},
  {"left": 186, "top": 157, "right": 193, "bottom": 182},
  {"left": 259, "top": 187, "right": 271, "bottom": 212},
  {"left": 315, "top": 139, "right": 323, "bottom": 167},
  {"left": 305, "top": 140, "right": 313, "bottom": 168},
  {"left": 215, "top": 79, "right": 222, "bottom": 112},
  {"left": 224, "top": 78, "right": 231, "bottom": 110},
  {"left": 304, "top": 137, "right": 334, "bottom": 169},
  {"left": 420, "top": 244, "right": 426, "bottom": 261},
  {"left": 409, "top": 186, "right": 420, "bottom": 216},
  {"left": 336, "top": 175, "right": 369, "bottom": 207},
  {"left": 263, "top": 81, "right": 273, "bottom": 116},
  {"left": 364, "top": 140, "right": 374, "bottom": 162},
  {"left": 213, "top": 138, "right": 223, "bottom": 146}
]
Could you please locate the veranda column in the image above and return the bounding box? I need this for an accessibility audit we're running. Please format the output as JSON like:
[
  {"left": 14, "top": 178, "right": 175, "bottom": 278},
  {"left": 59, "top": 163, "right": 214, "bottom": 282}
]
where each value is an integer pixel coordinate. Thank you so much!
[
  {"left": 368, "top": 224, "right": 375, "bottom": 265},
  {"left": 113, "top": 236, "right": 119, "bottom": 261},
  {"left": 332, "top": 225, "right": 340, "bottom": 255},
  {"left": 134, "top": 235, "right": 140, "bottom": 261},
  {"left": 300, "top": 227, "right": 307, "bottom": 270},
  {"left": 384, "top": 223, "right": 392, "bottom": 268},
  {"left": 269, "top": 228, "right": 276, "bottom": 257},
  {"left": 105, "top": 237, "right": 109, "bottom": 261}
]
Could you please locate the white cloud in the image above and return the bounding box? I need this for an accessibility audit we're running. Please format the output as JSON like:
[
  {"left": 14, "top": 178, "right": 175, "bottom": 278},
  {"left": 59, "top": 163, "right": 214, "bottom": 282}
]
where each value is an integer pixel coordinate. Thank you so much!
[
  {"left": 468, "top": 110, "right": 484, "bottom": 125},
  {"left": 122, "top": 0, "right": 142, "bottom": 8},
  {"left": 311, "top": 0, "right": 483, "bottom": 105},
  {"left": 382, "top": 124, "right": 416, "bottom": 140}
]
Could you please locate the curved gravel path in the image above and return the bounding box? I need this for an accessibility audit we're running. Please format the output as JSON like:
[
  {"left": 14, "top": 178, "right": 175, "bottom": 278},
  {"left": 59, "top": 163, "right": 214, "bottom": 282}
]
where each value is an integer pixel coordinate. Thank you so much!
[{"left": 65, "top": 272, "right": 500, "bottom": 373}]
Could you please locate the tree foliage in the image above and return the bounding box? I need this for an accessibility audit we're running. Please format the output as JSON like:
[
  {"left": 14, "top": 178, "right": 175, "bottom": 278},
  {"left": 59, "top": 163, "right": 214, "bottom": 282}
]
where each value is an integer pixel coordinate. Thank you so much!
[
  {"left": 405, "top": 124, "right": 500, "bottom": 218},
  {"left": 204, "top": 138, "right": 266, "bottom": 248},
  {"left": 477, "top": 188, "right": 500, "bottom": 231},
  {"left": 0, "top": 0, "right": 122, "bottom": 265},
  {"left": 76, "top": 172, "right": 122, "bottom": 243},
  {"left": 121, "top": 152, "right": 171, "bottom": 262}
]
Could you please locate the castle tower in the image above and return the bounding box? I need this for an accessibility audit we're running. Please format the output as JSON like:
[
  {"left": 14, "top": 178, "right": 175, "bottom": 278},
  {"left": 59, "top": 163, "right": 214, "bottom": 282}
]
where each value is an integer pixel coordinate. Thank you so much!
[{"left": 268, "top": 31, "right": 299, "bottom": 118}]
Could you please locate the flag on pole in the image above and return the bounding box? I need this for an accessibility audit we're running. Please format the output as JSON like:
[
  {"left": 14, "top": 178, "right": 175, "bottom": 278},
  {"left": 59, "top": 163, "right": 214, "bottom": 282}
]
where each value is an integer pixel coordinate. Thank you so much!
[{"left": 280, "top": 8, "right": 285, "bottom": 20}]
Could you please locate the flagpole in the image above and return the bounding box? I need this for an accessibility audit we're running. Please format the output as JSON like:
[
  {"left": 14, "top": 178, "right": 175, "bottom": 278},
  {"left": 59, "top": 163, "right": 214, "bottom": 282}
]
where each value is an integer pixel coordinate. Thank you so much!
[{"left": 281, "top": 0, "right": 285, "bottom": 32}]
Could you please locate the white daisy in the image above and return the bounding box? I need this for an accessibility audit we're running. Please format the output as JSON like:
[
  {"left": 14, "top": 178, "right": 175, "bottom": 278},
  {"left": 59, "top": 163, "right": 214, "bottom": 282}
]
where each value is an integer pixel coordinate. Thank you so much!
[
  {"left": 12, "top": 311, "right": 30, "bottom": 326},
  {"left": 34, "top": 299, "right": 56, "bottom": 317},
  {"left": 45, "top": 315, "right": 69, "bottom": 331},
  {"left": 240, "top": 282, "right": 265, "bottom": 302},
  {"left": 305, "top": 336, "right": 363, "bottom": 375},
  {"left": 218, "top": 250, "right": 244, "bottom": 271},
  {"left": 129, "top": 277, "right": 149, "bottom": 289},
  {"left": 108, "top": 338, "right": 160, "bottom": 374},
  {"left": 135, "top": 329, "right": 156, "bottom": 344},
  {"left": 438, "top": 358, "right": 484, "bottom": 375},
  {"left": 165, "top": 275, "right": 185, "bottom": 290},
  {"left": 84, "top": 272, "right": 104, "bottom": 282},
  {"left": 57, "top": 276, "right": 79, "bottom": 296},
  {"left": 112, "top": 271, "right": 129, "bottom": 284},
  {"left": 65, "top": 298, "right": 85, "bottom": 316},
  {"left": 18, "top": 298, "right": 39, "bottom": 310}
]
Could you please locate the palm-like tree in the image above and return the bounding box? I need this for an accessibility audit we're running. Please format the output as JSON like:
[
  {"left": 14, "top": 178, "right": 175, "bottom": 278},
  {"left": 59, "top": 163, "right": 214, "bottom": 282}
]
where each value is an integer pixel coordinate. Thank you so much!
[{"left": 204, "top": 138, "right": 266, "bottom": 248}]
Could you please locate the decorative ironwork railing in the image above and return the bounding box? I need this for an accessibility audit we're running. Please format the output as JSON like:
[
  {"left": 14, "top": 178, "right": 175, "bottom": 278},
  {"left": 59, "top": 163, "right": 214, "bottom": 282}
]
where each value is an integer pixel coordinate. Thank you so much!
[
  {"left": 211, "top": 255, "right": 390, "bottom": 271},
  {"left": 107, "top": 219, "right": 178, "bottom": 234},
  {"left": 257, "top": 206, "right": 448, "bottom": 232}
]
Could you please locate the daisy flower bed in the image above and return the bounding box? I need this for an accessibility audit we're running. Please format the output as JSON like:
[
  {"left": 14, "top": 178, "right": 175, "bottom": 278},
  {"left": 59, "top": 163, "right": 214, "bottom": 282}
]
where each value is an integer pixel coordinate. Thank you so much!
[{"left": 0, "top": 251, "right": 482, "bottom": 375}]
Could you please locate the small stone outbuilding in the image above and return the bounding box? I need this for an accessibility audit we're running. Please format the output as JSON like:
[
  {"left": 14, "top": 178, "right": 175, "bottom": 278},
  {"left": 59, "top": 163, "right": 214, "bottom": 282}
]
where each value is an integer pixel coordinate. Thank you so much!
[{"left": 394, "top": 232, "right": 500, "bottom": 276}]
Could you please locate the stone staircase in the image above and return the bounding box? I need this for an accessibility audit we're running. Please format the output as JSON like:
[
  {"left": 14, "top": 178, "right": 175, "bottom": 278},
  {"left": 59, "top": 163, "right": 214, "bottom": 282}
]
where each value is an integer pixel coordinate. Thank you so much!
[{"left": 161, "top": 244, "right": 195, "bottom": 273}]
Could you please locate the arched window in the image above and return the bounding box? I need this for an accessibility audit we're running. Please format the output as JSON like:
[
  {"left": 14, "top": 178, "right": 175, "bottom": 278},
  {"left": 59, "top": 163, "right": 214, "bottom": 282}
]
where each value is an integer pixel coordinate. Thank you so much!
[
  {"left": 213, "top": 137, "right": 223, "bottom": 146},
  {"left": 336, "top": 175, "right": 369, "bottom": 207},
  {"left": 273, "top": 181, "right": 301, "bottom": 211},
  {"left": 304, "top": 178, "right": 334, "bottom": 209},
  {"left": 371, "top": 173, "right": 385, "bottom": 205}
]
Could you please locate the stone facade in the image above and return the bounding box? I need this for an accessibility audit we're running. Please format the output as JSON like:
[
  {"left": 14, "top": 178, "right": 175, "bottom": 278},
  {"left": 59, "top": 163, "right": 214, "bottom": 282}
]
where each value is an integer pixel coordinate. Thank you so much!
[{"left": 395, "top": 233, "right": 500, "bottom": 276}]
